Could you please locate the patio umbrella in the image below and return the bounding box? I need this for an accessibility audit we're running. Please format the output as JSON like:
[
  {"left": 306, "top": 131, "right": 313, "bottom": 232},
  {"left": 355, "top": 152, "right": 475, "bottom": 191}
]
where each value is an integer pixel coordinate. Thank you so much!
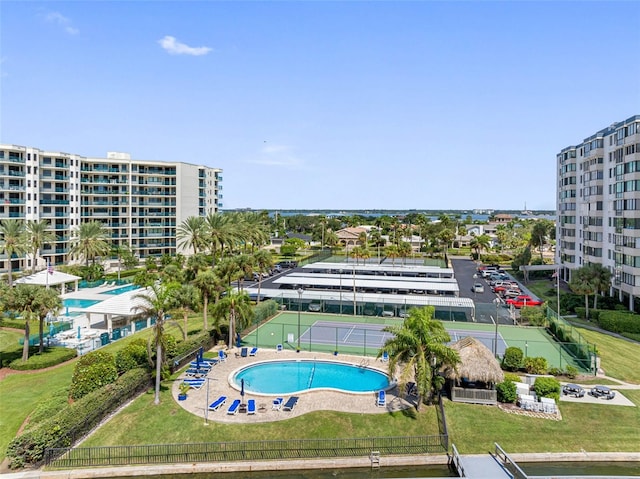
[
  {"left": 236, "top": 332, "right": 242, "bottom": 348},
  {"left": 49, "top": 323, "right": 55, "bottom": 338},
  {"left": 240, "top": 378, "right": 245, "bottom": 404},
  {"left": 65, "top": 306, "right": 69, "bottom": 317},
  {"left": 77, "top": 326, "right": 81, "bottom": 340}
]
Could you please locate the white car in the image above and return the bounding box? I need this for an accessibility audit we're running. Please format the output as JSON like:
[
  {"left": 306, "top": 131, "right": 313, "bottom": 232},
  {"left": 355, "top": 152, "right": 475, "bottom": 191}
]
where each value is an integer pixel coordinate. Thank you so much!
[{"left": 472, "top": 283, "right": 485, "bottom": 294}]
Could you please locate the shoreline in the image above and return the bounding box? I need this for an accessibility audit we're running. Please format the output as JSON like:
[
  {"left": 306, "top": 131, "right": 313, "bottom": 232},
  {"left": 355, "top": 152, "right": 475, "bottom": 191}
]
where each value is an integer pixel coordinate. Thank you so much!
[{"left": 3, "top": 452, "right": 640, "bottom": 479}]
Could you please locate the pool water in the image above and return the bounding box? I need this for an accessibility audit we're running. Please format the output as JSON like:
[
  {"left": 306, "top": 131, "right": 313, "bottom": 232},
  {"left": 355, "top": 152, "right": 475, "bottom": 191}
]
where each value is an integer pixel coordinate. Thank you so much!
[
  {"left": 63, "top": 298, "right": 102, "bottom": 309},
  {"left": 101, "top": 284, "right": 140, "bottom": 295},
  {"left": 233, "top": 360, "right": 390, "bottom": 395}
]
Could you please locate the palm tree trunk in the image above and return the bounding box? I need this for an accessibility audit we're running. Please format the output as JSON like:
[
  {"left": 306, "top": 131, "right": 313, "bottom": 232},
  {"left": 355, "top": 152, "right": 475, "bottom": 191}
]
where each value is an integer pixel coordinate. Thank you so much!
[
  {"left": 584, "top": 294, "right": 590, "bottom": 320},
  {"left": 257, "top": 278, "right": 262, "bottom": 304},
  {"left": 22, "top": 319, "right": 30, "bottom": 362},
  {"left": 183, "top": 312, "right": 188, "bottom": 340},
  {"left": 228, "top": 309, "right": 235, "bottom": 350},
  {"left": 154, "top": 342, "right": 162, "bottom": 405},
  {"left": 38, "top": 316, "right": 44, "bottom": 354},
  {"left": 203, "top": 295, "right": 209, "bottom": 330}
]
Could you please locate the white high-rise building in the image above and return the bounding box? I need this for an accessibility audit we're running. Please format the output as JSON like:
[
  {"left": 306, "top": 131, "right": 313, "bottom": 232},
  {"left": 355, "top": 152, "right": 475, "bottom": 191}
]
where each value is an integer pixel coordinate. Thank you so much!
[
  {"left": 556, "top": 115, "right": 640, "bottom": 310},
  {"left": 0, "top": 144, "right": 222, "bottom": 273}
]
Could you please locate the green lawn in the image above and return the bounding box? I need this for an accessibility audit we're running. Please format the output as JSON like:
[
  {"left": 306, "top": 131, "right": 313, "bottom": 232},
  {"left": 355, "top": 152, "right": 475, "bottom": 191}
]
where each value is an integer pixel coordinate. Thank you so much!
[{"left": 1, "top": 317, "right": 639, "bottom": 464}]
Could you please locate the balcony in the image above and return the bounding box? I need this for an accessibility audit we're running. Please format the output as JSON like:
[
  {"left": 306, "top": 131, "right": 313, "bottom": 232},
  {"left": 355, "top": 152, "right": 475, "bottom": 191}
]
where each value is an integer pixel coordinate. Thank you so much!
[
  {"left": 3, "top": 198, "right": 25, "bottom": 204},
  {"left": 1, "top": 170, "right": 26, "bottom": 177},
  {"left": 40, "top": 199, "right": 70, "bottom": 205},
  {"left": 0, "top": 212, "right": 25, "bottom": 218},
  {"left": 7, "top": 156, "right": 24, "bottom": 163},
  {"left": 0, "top": 184, "right": 25, "bottom": 192}
]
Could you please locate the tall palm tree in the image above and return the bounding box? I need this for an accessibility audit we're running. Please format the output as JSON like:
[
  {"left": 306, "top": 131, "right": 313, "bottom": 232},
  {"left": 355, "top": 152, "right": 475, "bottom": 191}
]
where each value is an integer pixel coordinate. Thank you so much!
[
  {"left": 397, "top": 241, "right": 412, "bottom": 265},
  {"left": 212, "top": 288, "right": 254, "bottom": 350},
  {"left": 177, "top": 216, "right": 206, "bottom": 255},
  {"left": 172, "top": 284, "right": 201, "bottom": 340},
  {"left": 204, "top": 212, "right": 233, "bottom": 265},
  {"left": 69, "top": 221, "right": 110, "bottom": 266},
  {"left": 214, "top": 257, "right": 243, "bottom": 287},
  {"left": 253, "top": 250, "right": 273, "bottom": 304},
  {"left": 194, "top": 269, "right": 223, "bottom": 330},
  {"left": 0, "top": 219, "right": 26, "bottom": 286},
  {"left": 234, "top": 254, "right": 255, "bottom": 290},
  {"left": 589, "top": 263, "right": 612, "bottom": 310},
  {"left": 26, "top": 220, "right": 55, "bottom": 273},
  {"left": 132, "top": 282, "right": 181, "bottom": 405},
  {"left": 385, "top": 244, "right": 400, "bottom": 266},
  {"left": 569, "top": 266, "right": 597, "bottom": 320},
  {"left": 380, "top": 306, "right": 460, "bottom": 409}
]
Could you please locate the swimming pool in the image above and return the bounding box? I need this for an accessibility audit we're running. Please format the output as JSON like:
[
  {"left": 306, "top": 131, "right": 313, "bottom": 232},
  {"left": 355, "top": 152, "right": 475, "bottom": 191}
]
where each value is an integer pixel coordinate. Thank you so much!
[
  {"left": 63, "top": 298, "right": 101, "bottom": 309},
  {"left": 100, "top": 284, "right": 140, "bottom": 295},
  {"left": 231, "top": 359, "right": 391, "bottom": 395}
]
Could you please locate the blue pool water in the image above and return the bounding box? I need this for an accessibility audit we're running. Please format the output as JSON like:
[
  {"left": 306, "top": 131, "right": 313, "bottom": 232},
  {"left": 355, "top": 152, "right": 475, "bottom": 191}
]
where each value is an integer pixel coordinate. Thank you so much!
[
  {"left": 233, "top": 360, "right": 390, "bottom": 395},
  {"left": 63, "top": 298, "right": 101, "bottom": 309},
  {"left": 101, "top": 284, "right": 140, "bottom": 295}
]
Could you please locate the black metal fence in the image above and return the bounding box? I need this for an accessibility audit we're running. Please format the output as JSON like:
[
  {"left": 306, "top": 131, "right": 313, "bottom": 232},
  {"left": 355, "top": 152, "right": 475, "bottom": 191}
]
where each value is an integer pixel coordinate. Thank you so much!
[
  {"left": 44, "top": 435, "right": 447, "bottom": 468},
  {"left": 436, "top": 394, "right": 449, "bottom": 451}
]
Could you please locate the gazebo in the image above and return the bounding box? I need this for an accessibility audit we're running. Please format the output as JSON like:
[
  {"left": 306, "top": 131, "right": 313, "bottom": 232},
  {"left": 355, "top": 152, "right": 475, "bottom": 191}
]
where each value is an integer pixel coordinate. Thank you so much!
[
  {"left": 15, "top": 270, "right": 81, "bottom": 294},
  {"left": 444, "top": 336, "right": 504, "bottom": 405}
]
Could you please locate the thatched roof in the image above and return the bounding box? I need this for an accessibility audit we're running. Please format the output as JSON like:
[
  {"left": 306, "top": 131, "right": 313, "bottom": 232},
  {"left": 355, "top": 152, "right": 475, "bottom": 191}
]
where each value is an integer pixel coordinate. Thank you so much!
[{"left": 444, "top": 336, "right": 504, "bottom": 384}]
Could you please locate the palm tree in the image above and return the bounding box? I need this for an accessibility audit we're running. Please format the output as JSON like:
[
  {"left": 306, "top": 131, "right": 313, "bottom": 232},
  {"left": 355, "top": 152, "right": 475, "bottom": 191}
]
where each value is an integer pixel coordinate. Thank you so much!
[
  {"left": 529, "top": 221, "right": 550, "bottom": 261},
  {"left": 589, "top": 263, "right": 612, "bottom": 310},
  {"left": 234, "top": 254, "right": 255, "bottom": 290},
  {"left": 26, "top": 220, "right": 55, "bottom": 273},
  {"left": 132, "top": 282, "right": 182, "bottom": 405},
  {"left": 438, "top": 228, "right": 455, "bottom": 263},
  {"left": 397, "top": 241, "right": 412, "bottom": 265},
  {"left": 184, "top": 253, "right": 210, "bottom": 282},
  {"left": 172, "top": 284, "right": 201, "bottom": 340},
  {"left": 385, "top": 244, "right": 400, "bottom": 266},
  {"left": 69, "top": 221, "right": 110, "bottom": 266},
  {"left": 253, "top": 250, "right": 273, "bottom": 304},
  {"left": 214, "top": 257, "right": 243, "bottom": 287},
  {"left": 212, "top": 288, "right": 254, "bottom": 350},
  {"left": 204, "top": 213, "right": 234, "bottom": 265},
  {"left": 0, "top": 219, "right": 26, "bottom": 286},
  {"left": 177, "top": 216, "right": 206, "bottom": 255},
  {"left": 470, "top": 234, "right": 491, "bottom": 261},
  {"left": 9, "top": 284, "right": 61, "bottom": 359},
  {"left": 324, "top": 230, "right": 339, "bottom": 251},
  {"left": 380, "top": 306, "right": 460, "bottom": 409},
  {"left": 569, "top": 266, "right": 597, "bottom": 320},
  {"left": 193, "top": 269, "right": 223, "bottom": 330}
]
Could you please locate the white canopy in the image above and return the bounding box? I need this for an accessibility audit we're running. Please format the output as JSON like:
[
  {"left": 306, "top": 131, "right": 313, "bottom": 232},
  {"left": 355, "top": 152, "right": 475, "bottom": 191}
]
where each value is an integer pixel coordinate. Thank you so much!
[
  {"left": 15, "top": 270, "right": 81, "bottom": 290},
  {"left": 84, "top": 287, "right": 151, "bottom": 318}
]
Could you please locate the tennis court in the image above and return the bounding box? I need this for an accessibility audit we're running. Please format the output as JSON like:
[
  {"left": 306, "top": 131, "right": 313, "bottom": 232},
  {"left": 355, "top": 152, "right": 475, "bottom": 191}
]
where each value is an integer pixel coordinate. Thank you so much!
[{"left": 242, "top": 312, "right": 583, "bottom": 369}]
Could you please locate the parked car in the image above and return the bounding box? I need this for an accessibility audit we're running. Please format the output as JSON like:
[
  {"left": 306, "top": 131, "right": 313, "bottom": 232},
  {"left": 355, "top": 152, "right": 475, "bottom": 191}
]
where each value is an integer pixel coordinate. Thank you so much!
[
  {"left": 503, "top": 289, "right": 522, "bottom": 299},
  {"left": 308, "top": 301, "right": 322, "bottom": 312},
  {"left": 505, "top": 295, "right": 544, "bottom": 308},
  {"left": 472, "top": 283, "right": 484, "bottom": 294}
]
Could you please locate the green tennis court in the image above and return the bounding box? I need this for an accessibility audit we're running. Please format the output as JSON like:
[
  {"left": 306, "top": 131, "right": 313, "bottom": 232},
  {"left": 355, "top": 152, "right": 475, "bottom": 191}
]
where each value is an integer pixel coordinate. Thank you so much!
[{"left": 241, "top": 312, "right": 582, "bottom": 370}]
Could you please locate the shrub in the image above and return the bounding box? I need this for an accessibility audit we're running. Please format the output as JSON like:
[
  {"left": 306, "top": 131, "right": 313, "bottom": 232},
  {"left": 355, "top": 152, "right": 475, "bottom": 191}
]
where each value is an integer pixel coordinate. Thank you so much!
[
  {"left": 9, "top": 347, "right": 77, "bottom": 371},
  {"left": 253, "top": 300, "right": 279, "bottom": 326},
  {"left": 496, "top": 380, "right": 517, "bottom": 403},
  {"left": 7, "top": 368, "right": 150, "bottom": 468},
  {"left": 565, "top": 365, "right": 578, "bottom": 379},
  {"left": 519, "top": 307, "right": 546, "bottom": 326},
  {"left": 0, "top": 317, "right": 25, "bottom": 329},
  {"left": 523, "top": 356, "right": 548, "bottom": 375},
  {"left": 69, "top": 350, "right": 118, "bottom": 400},
  {"left": 502, "top": 347, "right": 523, "bottom": 372},
  {"left": 115, "top": 339, "right": 148, "bottom": 374},
  {"left": 548, "top": 367, "right": 563, "bottom": 376},
  {"left": 533, "top": 376, "right": 560, "bottom": 401},
  {"left": 597, "top": 311, "right": 640, "bottom": 334},
  {"left": 502, "top": 372, "right": 522, "bottom": 383}
]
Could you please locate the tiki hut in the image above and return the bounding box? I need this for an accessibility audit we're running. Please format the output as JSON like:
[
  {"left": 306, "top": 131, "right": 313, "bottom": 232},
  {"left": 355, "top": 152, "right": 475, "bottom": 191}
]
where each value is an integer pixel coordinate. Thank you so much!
[{"left": 444, "top": 336, "right": 504, "bottom": 405}]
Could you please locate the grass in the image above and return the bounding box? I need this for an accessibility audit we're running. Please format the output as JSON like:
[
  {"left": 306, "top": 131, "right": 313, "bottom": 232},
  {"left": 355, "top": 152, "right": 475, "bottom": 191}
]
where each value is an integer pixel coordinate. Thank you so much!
[
  {"left": 0, "top": 329, "right": 23, "bottom": 356},
  {"left": 1, "top": 316, "right": 640, "bottom": 464}
]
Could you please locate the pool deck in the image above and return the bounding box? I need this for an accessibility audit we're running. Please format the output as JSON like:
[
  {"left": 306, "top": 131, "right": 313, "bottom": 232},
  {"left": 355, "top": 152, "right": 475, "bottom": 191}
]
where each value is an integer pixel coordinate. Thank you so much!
[{"left": 174, "top": 347, "right": 412, "bottom": 423}]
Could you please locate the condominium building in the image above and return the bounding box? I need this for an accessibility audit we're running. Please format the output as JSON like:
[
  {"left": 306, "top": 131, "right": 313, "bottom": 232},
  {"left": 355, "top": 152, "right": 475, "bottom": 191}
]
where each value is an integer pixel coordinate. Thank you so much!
[
  {"left": 556, "top": 115, "right": 640, "bottom": 309},
  {"left": 0, "top": 144, "right": 222, "bottom": 274}
]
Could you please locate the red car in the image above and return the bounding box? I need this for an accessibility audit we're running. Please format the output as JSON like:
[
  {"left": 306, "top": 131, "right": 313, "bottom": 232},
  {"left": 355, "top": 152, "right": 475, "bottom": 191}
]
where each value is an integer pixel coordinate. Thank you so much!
[{"left": 505, "top": 295, "right": 543, "bottom": 309}]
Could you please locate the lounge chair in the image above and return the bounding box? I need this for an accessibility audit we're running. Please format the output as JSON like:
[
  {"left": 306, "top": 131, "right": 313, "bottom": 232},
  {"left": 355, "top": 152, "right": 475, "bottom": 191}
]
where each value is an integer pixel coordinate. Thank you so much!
[
  {"left": 227, "top": 399, "right": 241, "bottom": 415},
  {"left": 276, "top": 344, "right": 283, "bottom": 352},
  {"left": 240, "top": 347, "right": 248, "bottom": 358},
  {"left": 181, "top": 379, "right": 205, "bottom": 390},
  {"left": 249, "top": 347, "right": 258, "bottom": 356},
  {"left": 208, "top": 396, "right": 227, "bottom": 411},
  {"left": 283, "top": 396, "right": 299, "bottom": 412},
  {"left": 185, "top": 368, "right": 209, "bottom": 377},
  {"left": 376, "top": 390, "right": 386, "bottom": 407},
  {"left": 247, "top": 399, "right": 256, "bottom": 415},
  {"left": 189, "top": 361, "right": 211, "bottom": 371},
  {"left": 380, "top": 351, "right": 389, "bottom": 362},
  {"left": 272, "top": 397, "right": 284, "bottom": 410},
  {"left": 218, "top": 350, "right": 227, "bottom": 362},
  {"left": 202, "top": 358, "right": 220, "bottom": 367}
]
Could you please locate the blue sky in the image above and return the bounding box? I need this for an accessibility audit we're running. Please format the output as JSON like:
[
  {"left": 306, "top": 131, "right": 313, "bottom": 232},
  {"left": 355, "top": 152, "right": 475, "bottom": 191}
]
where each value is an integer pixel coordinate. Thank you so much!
[{"left": 1, "top": 1, "right": 639, "bottom": 211}]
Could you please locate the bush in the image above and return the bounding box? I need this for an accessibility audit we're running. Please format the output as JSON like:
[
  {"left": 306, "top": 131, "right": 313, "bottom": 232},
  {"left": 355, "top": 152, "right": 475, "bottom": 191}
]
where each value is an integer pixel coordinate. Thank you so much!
[
  {"left": 9, "top": 347, "right": 77, "bottom": 371},
  {"left": 502, "top": 347, "right": 523, "bottom": 372},
  {"left": 69, "top": 350, "right": 118, "bottom": 400},
  {"left": 523, "top": 356, "right": 548, "bottom": 375},
  {"left": 0, "top": 317, "right": 25, "bottom": 329},
  {"left": 548, "top": 367, "right": 563, "bottom": 376},
  {"left": 533, "top": 376, "right": 560, "bottom": 401},
  {"left": 115, "top": 339, "right": 149, "bottom": 374},
  {"left": 252, "top": 300, "right": 279, "bottom": 326},
  {"left": 7, "top": 368, "right": 150, "bottom": 468},
  {"left": 597, "top": 310, "right": 640, "bottom": 334},
  {"left": 502, "top": 372, "right": 522, "bottom": 383},
  {"left": 519, "top": 307, "right": 546, "bottom": 326},
  {"left": 565, "top": 365, "right": 578, "bottom": 379},
  {"left": 496, "top": 380, "right": 517, "bottom": 403}
]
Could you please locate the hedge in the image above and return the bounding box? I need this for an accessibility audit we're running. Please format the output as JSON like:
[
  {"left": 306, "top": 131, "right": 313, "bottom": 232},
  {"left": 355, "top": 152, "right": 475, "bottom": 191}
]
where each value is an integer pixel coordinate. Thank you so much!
[
  {"left": 9, "top": 347, "right": 77, "bottom": 371},
  {"left": 252, "top": 300, "right": 279, "bottom": 326},
  {"left": 6, "top": 368, "right": 150, "bottom": 468},
  {"left": 533, "top": 376, "right": 560, "bottom": 402},
  {"left": 0, "top": 317, "right": 25, "bottom": 329},
  {"left": 596, "top": 310, "right": 640, "bottom": 335},
  {"left": 69, "top": 350, "right": 118, "bottom": 400}
]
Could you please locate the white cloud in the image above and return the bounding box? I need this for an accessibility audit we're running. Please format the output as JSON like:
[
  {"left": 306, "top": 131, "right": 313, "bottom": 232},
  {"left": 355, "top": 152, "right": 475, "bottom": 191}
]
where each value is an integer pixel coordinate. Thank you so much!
[
  {"left": 44, "top": 11, "right": 79, "bottom": 35},
  {"left": 158, "top": 36, "right": 212, "bottom": 56},
  {"left": 247, "top": 144, "right": 306, "bottom": 169}
]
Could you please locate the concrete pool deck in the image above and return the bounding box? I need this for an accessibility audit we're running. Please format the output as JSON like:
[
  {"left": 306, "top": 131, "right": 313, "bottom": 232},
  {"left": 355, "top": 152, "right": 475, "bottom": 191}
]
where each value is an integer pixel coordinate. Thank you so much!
[{"left": 173, "top": 348, "right": 413, "bottom": 423}]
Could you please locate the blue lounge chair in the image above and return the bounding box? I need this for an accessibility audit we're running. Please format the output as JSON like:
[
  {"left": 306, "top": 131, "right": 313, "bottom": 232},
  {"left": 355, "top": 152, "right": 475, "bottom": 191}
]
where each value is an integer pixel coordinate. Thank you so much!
[
  {"left": 276, "top": 344, "right": 283, "bottom": 352},
  {"left": 380, "top": 351, "right": 389, "bottom": 362},
  {"left": 272, "top": 397, "right": 284, "bottom": 410},
  {"left": 208, "top": 396, "right": 227, "bottom": 411},
  {"left": 240, "top": 347, "right": 248, "bottom": 358},
  {"left": 249, "top": 347, "right": 258, "bottom": 356},
  {"left": 202, "top": 358, "right": 220, "bottom": 367},
  {"left": 283, "top": 396, "right": 299, "bottom": 412},
  {"left": 377, "top": 390, "right": 386, "bottom": 407},
  {"left": 189, "top": 361, "right": 211, "bottom": 371},
  {"left": 182, "top": 379, "right": 205, "bottom": 390},
  {"left": 247, "top": 399, "right": 256, "bottom": 415},
  {"left": 185, "top": 368, "right": 208, "bottom": 377},
  {"left": 227, "top": 399, "right": 241, "bottom": 415},
  {"left": 218, "top": 350, "right": 227, "bottom": 362}
]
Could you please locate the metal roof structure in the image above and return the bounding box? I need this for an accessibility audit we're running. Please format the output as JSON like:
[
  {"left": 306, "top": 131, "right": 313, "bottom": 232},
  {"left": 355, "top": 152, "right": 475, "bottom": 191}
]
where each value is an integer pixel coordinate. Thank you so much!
[{"left": 272, "top": 274, "right": 460, "bottom": 294}]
